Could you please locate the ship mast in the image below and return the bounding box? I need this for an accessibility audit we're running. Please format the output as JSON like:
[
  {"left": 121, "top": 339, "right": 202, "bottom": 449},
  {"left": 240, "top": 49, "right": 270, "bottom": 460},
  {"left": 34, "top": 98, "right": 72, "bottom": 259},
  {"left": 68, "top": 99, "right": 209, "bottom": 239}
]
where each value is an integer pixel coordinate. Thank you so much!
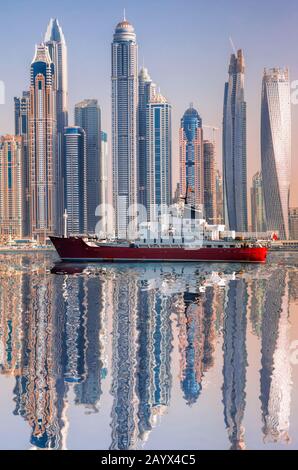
[{"left": 63, "top": 209, "right": 68, "bottom": 238}]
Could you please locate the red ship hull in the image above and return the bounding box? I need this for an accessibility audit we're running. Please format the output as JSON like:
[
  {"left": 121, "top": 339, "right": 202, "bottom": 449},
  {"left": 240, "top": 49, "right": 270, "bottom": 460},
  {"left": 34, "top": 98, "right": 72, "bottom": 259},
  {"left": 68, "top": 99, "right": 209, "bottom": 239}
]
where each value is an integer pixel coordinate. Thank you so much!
[{"left": 50, "top": 236, "right": 268, "bottom": 263}]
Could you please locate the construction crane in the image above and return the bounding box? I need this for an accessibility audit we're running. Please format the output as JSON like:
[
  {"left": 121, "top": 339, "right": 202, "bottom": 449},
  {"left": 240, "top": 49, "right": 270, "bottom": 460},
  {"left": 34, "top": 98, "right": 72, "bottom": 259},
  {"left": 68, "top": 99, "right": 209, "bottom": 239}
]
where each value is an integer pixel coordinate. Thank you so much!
[{"left": 202, "top": 125, "right": 220, "bottom": 143}]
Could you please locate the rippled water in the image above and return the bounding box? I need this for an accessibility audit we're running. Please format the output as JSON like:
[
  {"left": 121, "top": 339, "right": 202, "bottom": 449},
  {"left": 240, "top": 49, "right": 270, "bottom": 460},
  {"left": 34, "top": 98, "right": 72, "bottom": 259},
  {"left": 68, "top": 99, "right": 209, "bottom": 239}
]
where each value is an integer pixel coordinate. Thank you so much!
[{"left": 0, "top": 252, "right": 298, "bottom": 450}]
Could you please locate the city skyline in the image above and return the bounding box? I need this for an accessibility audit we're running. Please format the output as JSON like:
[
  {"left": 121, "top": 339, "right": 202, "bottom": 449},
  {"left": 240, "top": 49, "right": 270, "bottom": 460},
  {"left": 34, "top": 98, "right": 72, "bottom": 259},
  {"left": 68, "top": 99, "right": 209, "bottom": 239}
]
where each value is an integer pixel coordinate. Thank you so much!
[
  {"left": 1, "top": 1, "right": 298, "bottom": 456},
  {"left": 1, "top": 0, "right": 298, "bottom": 214}
]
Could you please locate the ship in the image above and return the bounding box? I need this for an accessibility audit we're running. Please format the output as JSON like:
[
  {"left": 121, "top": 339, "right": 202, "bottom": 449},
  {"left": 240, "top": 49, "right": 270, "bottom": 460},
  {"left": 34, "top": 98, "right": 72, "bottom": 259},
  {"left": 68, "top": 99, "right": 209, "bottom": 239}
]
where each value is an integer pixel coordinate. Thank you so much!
[{"left": 50, "top": 235, "right": 267, "bottom": 263}]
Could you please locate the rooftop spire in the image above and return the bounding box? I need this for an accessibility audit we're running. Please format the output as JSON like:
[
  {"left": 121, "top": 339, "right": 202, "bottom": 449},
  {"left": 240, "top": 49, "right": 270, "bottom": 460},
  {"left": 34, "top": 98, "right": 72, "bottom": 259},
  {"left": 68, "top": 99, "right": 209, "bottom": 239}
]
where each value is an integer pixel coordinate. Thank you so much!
[
  {"left": 123, "top": 7, "right": 126, "bottom": 21},
  {"left": 229, "top": 36, "right": 237, "bottom": 55}
]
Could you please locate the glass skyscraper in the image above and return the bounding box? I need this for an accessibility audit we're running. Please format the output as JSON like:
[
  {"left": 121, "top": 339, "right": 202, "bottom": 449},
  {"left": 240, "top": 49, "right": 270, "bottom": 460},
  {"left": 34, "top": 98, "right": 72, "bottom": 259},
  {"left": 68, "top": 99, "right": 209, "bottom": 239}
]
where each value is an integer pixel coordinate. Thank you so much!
[
  {"left": 138, "top": 67, "right": 155, "bottom": 209},
  {"left": 215, "top": 170, "right": 224, "bottom": 224},
  {"left": 223, "top": 49, "right": 247, "bottom": 232},
  {"left": 146, "top": 92, "right": 172, "bottom": 222},
  {"left": 100, "top": 131, "right": 109, "bottom": 236},
  {"left": 64, "top": 126, "right": 87, "bottom": 235},
  {"left": 251, "top": 171, "right": 266, "bottom": 233},
  {"left": 203, "top": 140, "right": 216, "bottom": 224},
  {"left": 75, "top": 99, "right": 101, "bottom": 234},
  {"left": 44, "top": 18, "right": 68, "bottom": 234},
  {"left": 179, "top": 106, "right": 204, "bottom": 210},
  {"left": 261, "top": 68, "right": 291, "bottom": 240},
  {"left": 112, "top": 18, "right": 138, "bottom": 239}
]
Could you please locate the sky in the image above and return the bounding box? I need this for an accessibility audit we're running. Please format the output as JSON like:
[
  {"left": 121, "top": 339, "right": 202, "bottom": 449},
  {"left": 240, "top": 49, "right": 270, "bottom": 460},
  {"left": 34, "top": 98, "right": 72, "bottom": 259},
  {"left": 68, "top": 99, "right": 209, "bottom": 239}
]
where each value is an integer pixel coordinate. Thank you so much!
[{"left": 1, "top": 0, "right": 298, "bottom": 209}]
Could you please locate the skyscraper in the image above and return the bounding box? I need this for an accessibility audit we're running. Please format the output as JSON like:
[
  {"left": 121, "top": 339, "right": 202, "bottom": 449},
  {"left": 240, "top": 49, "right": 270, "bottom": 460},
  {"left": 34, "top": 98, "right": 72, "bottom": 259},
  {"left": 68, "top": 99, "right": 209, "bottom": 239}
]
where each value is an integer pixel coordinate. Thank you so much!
[
  {"left": 100, "top": 131, "right": 109, "bottom": 236},
  {"left": 0, "top": 135, "right": 23, "bottom": 239},
  {"left": 203, "top": 140, "right": 216, "bottom": 224},
  {"left": 215, "top": 170, "right": 223, "bottom": 224},
  {"left": 44, "top": 18, "right": 68, "bottom": 233},
  {"left": 112, "top": 18, "right": 138, "bottom": 239},
  {"left": 223, "top": 49, "right": 247, "bottom": 232},
  {"left": 146, "top": 91, "right": 172, "bottom": 221},
  {"left": 14, "top": 92, "right": 30, "bottom": 137},
  {"left": 29, "top": 44, "right": 57, "bottom": 242},
  {"left": 261, "top": 68, "right": 291, "bottom": 240},
  {"left": 251, "top": 171, "right": 266, "bottom": 233},
  {"left": 179, "top": 106, "right": 204, "bottom": 209},
  {"left": 64, "top": 126, "right": 87, "bottom": 235},
  {"left": 289, "top": 208, "right": 298, "bottom": 240},
  {"left": 138, "top": 67, "right": 155, "bottom": 208},
  {"left": 14, "top": 91, "right": 30, "bottom": 236},
  {"left": 75, "top": 99, "right": 101, "bottom": 234}
]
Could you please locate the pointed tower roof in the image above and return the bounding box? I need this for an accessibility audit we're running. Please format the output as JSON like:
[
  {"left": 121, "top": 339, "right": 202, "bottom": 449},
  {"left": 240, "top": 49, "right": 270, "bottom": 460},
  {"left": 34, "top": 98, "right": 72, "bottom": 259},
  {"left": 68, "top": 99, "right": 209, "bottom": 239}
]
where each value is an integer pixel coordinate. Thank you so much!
[{"left": 44, "top": 18, "right": 66, "bottom": 44}]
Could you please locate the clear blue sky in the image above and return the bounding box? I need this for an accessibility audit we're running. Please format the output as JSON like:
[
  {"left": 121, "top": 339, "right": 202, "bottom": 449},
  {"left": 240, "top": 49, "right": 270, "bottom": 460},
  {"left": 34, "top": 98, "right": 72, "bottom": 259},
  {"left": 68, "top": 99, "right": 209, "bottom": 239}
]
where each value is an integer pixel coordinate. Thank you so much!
[{"left": 1, "top": 0, "right": 298, "bottom": 205}]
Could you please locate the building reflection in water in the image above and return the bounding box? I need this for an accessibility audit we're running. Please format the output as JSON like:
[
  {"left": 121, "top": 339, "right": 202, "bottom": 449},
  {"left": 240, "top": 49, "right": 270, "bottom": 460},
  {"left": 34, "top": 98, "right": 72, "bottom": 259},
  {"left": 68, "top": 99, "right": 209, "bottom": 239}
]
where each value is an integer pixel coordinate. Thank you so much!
[
  {"left": 0, "top": 256, "right": 296, "bottom": 449},
  {"left": 177, "top": 291, "right": 204, "bottom": 405},
  {"left": 136, "top": 281, "right": 173, "bottom": 444},
  {"left": 260, "top": 269, "right": 292, "bottom": 444},
  {"left": 109, "top": 271, "right": 139, "bottom": 450},
  {"left": 63, "top": 275, "right": 106, "bottom": 413},
  {"left": 222, "top": 278, "right": 248, "bottom": 450},
  {"left": 176, "top": 274, "right": 225, "bottom": 406},
  {"left": 13, "top": 270, "right": 67, "bottom": 449}
]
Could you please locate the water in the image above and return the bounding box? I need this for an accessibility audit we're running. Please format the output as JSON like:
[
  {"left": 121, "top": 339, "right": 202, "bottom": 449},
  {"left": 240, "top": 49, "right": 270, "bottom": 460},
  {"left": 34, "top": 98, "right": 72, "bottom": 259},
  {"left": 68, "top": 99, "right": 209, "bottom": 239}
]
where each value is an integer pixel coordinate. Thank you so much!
[{"left": 0, "top": 252, "right": 298, "bottom": 450}]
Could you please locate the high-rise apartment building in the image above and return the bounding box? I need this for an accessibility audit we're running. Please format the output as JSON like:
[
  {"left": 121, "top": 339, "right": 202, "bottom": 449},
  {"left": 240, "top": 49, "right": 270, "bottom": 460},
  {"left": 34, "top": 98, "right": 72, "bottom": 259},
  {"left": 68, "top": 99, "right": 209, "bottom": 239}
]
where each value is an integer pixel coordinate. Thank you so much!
[
  {"left": 0, "top": 135, "right": 23, "bottom": 239},
  {"left": 250, "top": 171, "right": 266, "bottom": 233},
  {"left": 203, "top": 140, "right": 216, "bottom": 224},
  {"left": 179, "top": 106, "right": 204, "bottom": 209},
  {"left": 100, "top": 131, "right": 109, "bottom": 236},
  {"left": 112, "top": 18, "right": 138, "bottom": 239},
  {"left": 29, "top": 44, "right": 57, "bottom": 242},
  {"left": 146, "top": 91, "right": 172, "bottom": 222},
  {"left": 223, "top": 49, "right": 247, "bottom": 232},
  {"left": 261, "top": 68, "right": 291, "bottom": 239},
  {"left": 215, "top": 170, "right": 223, "bottom": 224},
  {"left": 289, "top": 208, "right": 298, "bottom": 240},
  {"left": 44, "top": 18, "right": 68, "bottom": 233},
  {"left": 75, "top": 99, "right": 101, "bottom": 234},
  {"left": 64, "top": 127, "right": 87, "bottom": 235},
  {"left": 14, "top": 91, "right": 30, "bottom": 236},
  {"left": 138, "top": 67, "right": 156, "bottom": 208}
]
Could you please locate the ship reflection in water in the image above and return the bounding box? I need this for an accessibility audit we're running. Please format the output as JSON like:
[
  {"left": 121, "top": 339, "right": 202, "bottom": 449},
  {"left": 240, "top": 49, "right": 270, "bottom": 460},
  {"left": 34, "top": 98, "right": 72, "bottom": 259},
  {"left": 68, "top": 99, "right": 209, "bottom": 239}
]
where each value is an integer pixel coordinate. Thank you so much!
[{"left": 0, "top": 253, "right": 298, "bottom": 450}]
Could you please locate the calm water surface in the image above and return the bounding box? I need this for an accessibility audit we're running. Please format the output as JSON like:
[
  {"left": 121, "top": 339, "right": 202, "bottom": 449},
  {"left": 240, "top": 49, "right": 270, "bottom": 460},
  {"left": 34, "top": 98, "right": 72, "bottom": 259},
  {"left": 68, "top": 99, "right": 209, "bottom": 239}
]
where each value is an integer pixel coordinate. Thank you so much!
[{"left": 0, "top": 252, "right": 298, "bottom": 450}]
